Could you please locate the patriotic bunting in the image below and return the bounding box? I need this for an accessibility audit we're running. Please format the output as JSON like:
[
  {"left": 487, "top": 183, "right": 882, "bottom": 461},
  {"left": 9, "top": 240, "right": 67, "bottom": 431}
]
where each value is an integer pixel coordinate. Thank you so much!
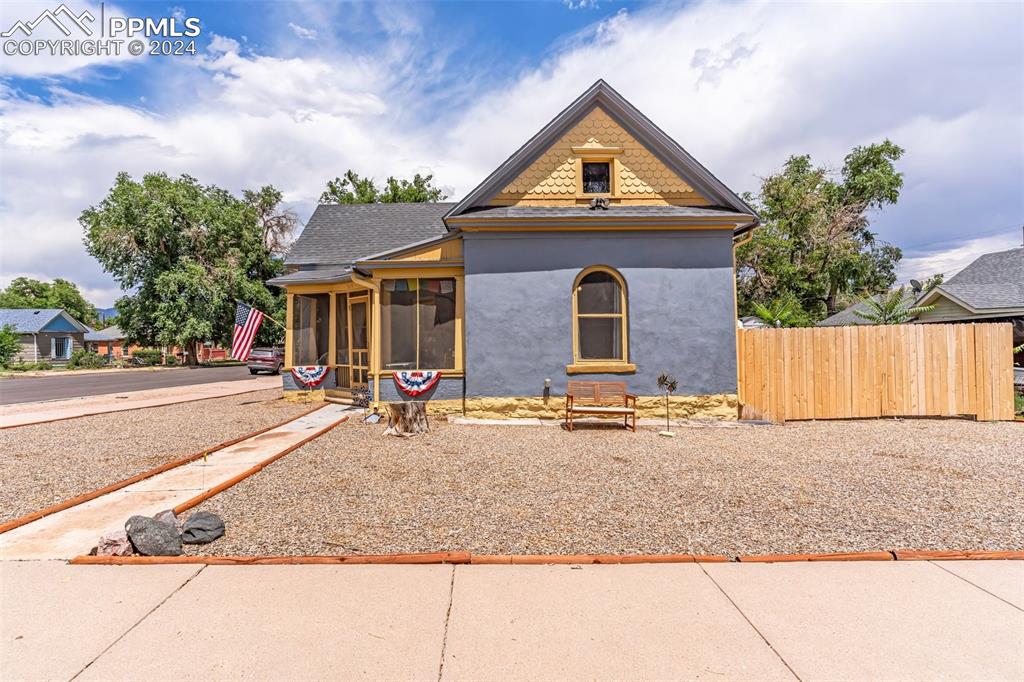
[
  {"left": 393, "top": 370, "right": 442, "bottom": 397},
  {"left": 290, "top": 366, "right": 330, "bottom": 388}
]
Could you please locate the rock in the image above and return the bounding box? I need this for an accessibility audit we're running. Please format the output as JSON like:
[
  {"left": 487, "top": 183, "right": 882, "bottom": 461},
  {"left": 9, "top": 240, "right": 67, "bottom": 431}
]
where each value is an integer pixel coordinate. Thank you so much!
[
  {"left": 125, "top": 515, "right": 183, "bottom": 556},
  {"left": 153, "top": 509, "right": 182, "bottom": 533},
  {"left": 95, "top": 530, "right": 133, "bottom": 557},
  {"left": 181, "top": 511, "right": 225, "bottom": 545}
]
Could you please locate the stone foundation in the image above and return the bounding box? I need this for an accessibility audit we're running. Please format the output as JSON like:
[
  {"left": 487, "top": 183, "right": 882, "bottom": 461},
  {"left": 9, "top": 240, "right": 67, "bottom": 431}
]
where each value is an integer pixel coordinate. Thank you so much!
[
  {"left": 282, "top": 388, "right": 325, "bottom": 403},
  {"left": 416, "top": 394, "right": 738, "bottom": 420}
]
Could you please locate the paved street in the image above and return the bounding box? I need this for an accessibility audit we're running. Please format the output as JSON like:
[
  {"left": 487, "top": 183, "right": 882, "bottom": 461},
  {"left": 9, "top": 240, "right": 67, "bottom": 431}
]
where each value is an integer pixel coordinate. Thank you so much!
[
  {"left": 0, "top": 366, "right": 257, "bottom": 405},
  {"left": 2, "top": 560, "right": 1021, "bottom": 681}
]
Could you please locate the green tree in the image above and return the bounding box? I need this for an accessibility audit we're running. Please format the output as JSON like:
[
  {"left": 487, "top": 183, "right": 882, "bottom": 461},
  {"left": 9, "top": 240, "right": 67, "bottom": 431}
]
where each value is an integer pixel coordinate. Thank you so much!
[
  {"left": 0, "top": 277, "right": 99, "bottom": 327},
  {"left": 81, "top": 172, "right": 288, "bottom": 364},
  {"left": 852, "top": 287, "right": 935, "bottom": 325},
  {"left": 737, "top": 141, "right": 905, "bottom": 322},
  {"left": 750, "top": 293, "right": 808, "bottom": 328},
  {"left": 0, "top": 324, "right": 20, "bottom": 367},
  {"left": 319, "top": 170, "right": 446, "bottom": 204}
]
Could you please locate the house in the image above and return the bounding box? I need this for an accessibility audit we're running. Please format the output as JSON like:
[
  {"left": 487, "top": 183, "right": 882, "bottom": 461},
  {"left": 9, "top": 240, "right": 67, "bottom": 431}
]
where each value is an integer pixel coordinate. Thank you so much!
[
  {"left": 269, "top": 80, "right": 759, "bottom": 418},
  {"left": 84, "top": 325, "right": 127, "bottom": 358},
  {"left": 0, "top": 308, "right": 89, "bottom": 364},
  {"left": 913, "top": 246, "right": 1024, "bottom": 366},
  {"left": 85, "top": 325, "right": 230, "bottom": 363}
]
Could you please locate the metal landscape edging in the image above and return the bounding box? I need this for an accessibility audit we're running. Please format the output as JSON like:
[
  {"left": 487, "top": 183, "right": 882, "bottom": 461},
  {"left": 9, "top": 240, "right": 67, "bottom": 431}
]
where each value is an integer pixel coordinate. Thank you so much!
[{"left": 68, "top": 549, "right": 1024, "bottom": 566}]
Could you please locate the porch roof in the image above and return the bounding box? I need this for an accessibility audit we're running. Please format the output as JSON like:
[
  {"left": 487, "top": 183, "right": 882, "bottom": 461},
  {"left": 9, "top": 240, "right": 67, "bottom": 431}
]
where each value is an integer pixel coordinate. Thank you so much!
[{"left": 267, "top": 267, "right": 353, "bottom": 286}]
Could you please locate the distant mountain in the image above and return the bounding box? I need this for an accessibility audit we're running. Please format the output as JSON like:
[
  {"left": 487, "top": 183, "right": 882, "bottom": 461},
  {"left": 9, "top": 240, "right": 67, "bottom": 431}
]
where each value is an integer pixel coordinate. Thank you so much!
[{"left": 97, "top": 307, "right": 118, "bottom": 322}]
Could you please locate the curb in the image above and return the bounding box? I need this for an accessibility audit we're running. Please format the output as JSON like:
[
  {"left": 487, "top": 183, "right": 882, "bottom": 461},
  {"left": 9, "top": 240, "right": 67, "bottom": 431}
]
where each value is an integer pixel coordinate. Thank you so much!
[
  {"left": 0, "top": 404, "right": 327, "bottom": 535},
  {"left": 0, "top": 380, "right": 283, "bottom": 430},
  {"left": 66, "top": 549, "right": 1024, "bottom": 566}
]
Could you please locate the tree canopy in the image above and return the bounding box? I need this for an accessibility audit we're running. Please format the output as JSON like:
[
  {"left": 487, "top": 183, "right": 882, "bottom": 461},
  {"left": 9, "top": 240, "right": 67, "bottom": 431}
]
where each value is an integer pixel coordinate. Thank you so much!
[
  {"left": 319, "top": 170, "right": 447, "bottom": 204},
  {"left": 737, "top": 140, "right": 906, "bottom": 322},
  {"left": 0, "top": 277, "right": 99, "bottom": 327},
  {"left": 81, "top": 172, "right": 291, "bottom": 363}
]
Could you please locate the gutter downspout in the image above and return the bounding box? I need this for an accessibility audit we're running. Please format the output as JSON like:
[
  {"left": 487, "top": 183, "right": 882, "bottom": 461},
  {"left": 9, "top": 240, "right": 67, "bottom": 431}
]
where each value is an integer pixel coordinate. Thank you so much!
[
  {"left": 732, "top": 222, "right": 758, "bottom": 419},
  {"left": 33, "top": 333, "right": 38, "bottom": 363}
]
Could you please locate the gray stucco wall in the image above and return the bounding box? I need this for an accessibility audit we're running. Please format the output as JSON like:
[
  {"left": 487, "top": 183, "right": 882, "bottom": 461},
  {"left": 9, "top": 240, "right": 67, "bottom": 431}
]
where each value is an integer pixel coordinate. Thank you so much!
[{"left": 463, "top": 230, "right": 738, "bottom": 397}]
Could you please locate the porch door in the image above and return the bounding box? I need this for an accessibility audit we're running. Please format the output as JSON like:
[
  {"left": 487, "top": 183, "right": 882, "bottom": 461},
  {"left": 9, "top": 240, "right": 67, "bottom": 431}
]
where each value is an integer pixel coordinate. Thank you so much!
[{"left": 348, "top": 296, "right": 369, "bottom": 388}]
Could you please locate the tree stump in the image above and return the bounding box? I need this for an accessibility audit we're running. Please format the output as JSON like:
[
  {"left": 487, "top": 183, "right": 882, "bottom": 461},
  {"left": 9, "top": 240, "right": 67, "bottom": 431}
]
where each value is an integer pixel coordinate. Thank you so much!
[{"left": 382, "top": 401, "right": 429, "bottom": 437}]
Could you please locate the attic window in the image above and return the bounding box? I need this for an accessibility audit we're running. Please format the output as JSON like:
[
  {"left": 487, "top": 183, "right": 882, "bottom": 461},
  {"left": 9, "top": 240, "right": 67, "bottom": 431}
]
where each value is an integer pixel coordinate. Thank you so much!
[{"left": 582, "top": 162, "right": 610, "bottom": 194}]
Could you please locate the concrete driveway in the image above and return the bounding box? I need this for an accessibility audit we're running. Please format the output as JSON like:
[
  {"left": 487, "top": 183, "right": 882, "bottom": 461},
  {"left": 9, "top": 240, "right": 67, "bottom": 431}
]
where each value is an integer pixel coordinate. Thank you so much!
[
  {"left": 0, "top": 365, "right": 260, "bottom": 405},
  {"left": 2, "top": 560, "right": 1021, "bottom": 681}
]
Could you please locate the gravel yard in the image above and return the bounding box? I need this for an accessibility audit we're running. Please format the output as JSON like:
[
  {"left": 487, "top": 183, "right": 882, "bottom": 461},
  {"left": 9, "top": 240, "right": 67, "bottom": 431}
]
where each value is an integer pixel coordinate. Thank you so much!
[
  {"left": 0, "top": 390, "right": 311, "bottom": 524},
  {"left": 191, "top": 418, "right": 1024, "bottom": 557}
]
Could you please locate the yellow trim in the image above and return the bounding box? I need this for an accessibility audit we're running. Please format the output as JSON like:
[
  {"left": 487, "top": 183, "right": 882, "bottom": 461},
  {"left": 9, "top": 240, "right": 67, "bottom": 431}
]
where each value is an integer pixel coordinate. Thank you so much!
[
  {"left": 571, "top": 265, "right": 629, "bottom": 367},
  {"left": 566, "top": 362, "right": 636, "bottom": 374},
  {"left": 356, "top": 259, "right": 464, "bottom": 268},
  {"left": 453, "top": 223, "right": 744, "bottom": 232},
  {"left": 284, "top": 293, "right": 294, "bottom": 369},
  {"left": 284, "top": 281, "right": 364, "bottom": 295},
  {"left": 571, "top": 145, "right": 622, "bottom": 156},
  {"left": 328, "top": 293, "right": 337, "bottom": 372}
]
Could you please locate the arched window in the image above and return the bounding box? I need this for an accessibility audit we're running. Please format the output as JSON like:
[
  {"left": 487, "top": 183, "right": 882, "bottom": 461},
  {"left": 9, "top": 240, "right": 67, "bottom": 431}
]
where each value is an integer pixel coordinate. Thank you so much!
[{"left": 572, "top": 266, "right": 628, "bottom": 364}]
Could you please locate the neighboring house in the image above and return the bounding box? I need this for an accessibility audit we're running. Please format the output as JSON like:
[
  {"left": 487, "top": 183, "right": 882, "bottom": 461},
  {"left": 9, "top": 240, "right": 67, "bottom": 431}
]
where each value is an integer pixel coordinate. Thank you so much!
[
  {"left": 85, "top": 325, "right": 229, "bottom": 363},
  {"left": 0, "top": 308, "right": 89, "bottom": 364},
  {"left": 270, "top": 80, "right": 759, "bottom": 417},
  {"left": 84, "top": 325, "right": 127, "bottom": 357},
  {"left": 914, "top": 246, "right": 1024, "bottom": 366}
]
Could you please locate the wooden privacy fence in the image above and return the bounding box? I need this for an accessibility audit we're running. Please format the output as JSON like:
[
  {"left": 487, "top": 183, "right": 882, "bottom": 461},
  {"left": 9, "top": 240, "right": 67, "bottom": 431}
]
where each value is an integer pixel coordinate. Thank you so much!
[{"left": 737, "top": 323, "right": 1015, "bottom": 423}]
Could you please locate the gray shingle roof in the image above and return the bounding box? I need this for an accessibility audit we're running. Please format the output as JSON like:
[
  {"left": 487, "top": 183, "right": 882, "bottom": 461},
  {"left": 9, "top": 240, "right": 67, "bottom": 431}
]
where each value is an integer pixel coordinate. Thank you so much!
[
  {"left": 267, "top": 268, "right": 353, "bottom": 286},
  {"left": 927, "top": 247, "right": 1024, "bottom": 310},
  {"left": 456, "top": 205, "right": 750, "bottom": 220},
  {"left": 84, "top": 325, "right": 124, "bottom": 342},
  {"left": 285, "top": 203, "right": 455, "bottom": 266},
  {"left": 0, "top": 308, "right": 86, "bottom": 333}
]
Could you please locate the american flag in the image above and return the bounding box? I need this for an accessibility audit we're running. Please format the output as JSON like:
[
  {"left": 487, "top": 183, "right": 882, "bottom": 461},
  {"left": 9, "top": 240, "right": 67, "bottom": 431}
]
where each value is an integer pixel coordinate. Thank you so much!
[{"left": 231, "top": 301, "right": 265, "bottom": 361}]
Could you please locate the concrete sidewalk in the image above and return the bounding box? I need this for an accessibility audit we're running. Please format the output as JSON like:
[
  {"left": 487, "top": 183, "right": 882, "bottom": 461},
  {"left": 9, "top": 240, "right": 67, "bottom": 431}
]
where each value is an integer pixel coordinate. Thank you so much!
[
  {"left": 2, "top": 561, "right": 1021, "bottom": 681},
  {"left": 0, "top": 375, "right": 280, "bottom": 428},
  {"left": 0, "top": 404, "right": 351, "bottom": 560}
]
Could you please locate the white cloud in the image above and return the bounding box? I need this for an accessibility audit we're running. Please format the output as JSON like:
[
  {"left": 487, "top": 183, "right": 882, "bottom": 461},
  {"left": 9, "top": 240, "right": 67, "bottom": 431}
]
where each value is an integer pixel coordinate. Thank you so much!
[
  {"left": 287, "top": 22, "right": 317, "bottom": 40},
  {"left": 899, "top": 231, "right": 1023, "bottom": 283},
  {"left": 0, "top": 0, "right": 1021, "bottom": 307}
]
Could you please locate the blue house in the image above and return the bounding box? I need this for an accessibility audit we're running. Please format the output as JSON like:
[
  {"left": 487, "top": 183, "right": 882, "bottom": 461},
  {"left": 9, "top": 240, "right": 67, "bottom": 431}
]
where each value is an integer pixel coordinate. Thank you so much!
[{"left": 0, "top": 308, "right": 89, "bottom": 364}]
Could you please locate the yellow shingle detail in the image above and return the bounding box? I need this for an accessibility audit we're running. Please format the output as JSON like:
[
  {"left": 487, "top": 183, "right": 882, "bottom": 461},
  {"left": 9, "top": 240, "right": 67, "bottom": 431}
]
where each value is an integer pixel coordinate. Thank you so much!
[{"left": 495, "top": 107, "right": 706, "bottom": 206}]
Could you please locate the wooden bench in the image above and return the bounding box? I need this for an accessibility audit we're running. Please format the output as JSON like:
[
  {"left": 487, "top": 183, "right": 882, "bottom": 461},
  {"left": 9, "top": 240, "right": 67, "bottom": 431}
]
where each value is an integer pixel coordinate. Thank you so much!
[{"left": 565, "top": 381, "right": 637, "bottom": 432}]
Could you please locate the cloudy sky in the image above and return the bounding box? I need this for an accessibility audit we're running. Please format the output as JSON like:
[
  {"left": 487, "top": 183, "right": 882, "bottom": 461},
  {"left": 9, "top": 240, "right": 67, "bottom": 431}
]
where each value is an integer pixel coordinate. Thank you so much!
[{"left": 1, "top": 0, "right": 1022, "bottom": 307}]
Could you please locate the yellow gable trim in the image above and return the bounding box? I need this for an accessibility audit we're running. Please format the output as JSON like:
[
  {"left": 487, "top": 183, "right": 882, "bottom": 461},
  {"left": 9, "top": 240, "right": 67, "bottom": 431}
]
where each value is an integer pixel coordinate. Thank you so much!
[{"left": 494, "top": 106, "right": 708, "bottom": 207}]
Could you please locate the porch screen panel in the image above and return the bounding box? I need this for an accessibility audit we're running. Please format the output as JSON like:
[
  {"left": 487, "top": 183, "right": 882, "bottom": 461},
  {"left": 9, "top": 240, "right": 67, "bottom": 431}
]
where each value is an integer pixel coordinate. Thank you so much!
[
  {"left": 291, "top": 294, "right": 330, "bottom": 365},
  {"left": 381, "top": 286, "right": 416, "bottom": 370},
  {"left": 381, "top": 278, "right": 457, "bottom": 370},
  {"left": 335, "top": 293, "right": 349, "bottom": 387},
  {"left": 418, "top": 279, "right": 456, "bottom": 369},
  {"left": 335, "top": 293, "right": 349, "bottom": 365}
]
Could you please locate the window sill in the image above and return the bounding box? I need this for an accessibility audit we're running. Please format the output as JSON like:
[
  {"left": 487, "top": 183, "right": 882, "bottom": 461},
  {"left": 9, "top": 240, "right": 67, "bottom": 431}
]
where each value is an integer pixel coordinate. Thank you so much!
[{"left": 565, "top": 362, "right": 636, "bottom": 375}]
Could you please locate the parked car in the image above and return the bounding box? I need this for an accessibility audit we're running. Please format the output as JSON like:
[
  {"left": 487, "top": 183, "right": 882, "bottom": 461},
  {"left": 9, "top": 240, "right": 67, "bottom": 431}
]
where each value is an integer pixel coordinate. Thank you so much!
[{"left": 247, "top": 347, "right": 284, "bottom": 375}]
